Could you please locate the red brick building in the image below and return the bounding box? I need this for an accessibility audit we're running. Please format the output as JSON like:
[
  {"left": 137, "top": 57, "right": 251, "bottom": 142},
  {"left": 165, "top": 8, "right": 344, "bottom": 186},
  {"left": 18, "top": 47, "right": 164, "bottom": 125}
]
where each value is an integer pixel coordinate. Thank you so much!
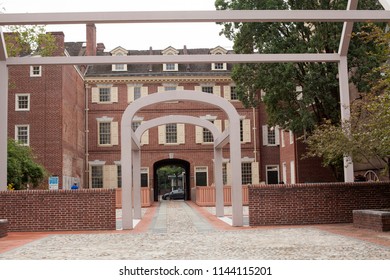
[
  {"left": 7, "top": 27, "right": 337, "bottom": 195},
  {"left": 7, "top": 32, "right": 86, "bottom": 189}
]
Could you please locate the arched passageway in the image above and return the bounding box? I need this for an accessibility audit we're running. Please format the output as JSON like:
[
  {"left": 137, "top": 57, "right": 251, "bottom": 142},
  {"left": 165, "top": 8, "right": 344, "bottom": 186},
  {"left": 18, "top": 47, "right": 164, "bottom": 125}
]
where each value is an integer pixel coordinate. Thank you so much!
[{"left": 153, "top": 158, "right": 191, "bottom": 202}]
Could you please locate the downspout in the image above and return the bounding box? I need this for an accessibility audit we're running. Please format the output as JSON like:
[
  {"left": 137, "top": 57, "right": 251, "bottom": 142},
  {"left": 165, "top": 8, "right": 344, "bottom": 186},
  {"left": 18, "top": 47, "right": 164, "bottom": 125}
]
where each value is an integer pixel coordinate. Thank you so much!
[
  {"left": 252, "top": 107, "right": 258, "bottom": 162},
  {"left": 84, "top": 83, "right": 90, "bottom": 188}
]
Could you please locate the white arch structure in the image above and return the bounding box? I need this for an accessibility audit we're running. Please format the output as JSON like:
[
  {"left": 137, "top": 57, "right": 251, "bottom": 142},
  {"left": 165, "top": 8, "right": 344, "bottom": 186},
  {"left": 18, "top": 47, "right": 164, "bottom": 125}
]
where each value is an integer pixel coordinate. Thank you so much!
[
  {"left": 121, "top": 90, "right": 242, "bottom": 228},
  {"left": 0, "top": 0, "right": 390, "bottom": 226}
]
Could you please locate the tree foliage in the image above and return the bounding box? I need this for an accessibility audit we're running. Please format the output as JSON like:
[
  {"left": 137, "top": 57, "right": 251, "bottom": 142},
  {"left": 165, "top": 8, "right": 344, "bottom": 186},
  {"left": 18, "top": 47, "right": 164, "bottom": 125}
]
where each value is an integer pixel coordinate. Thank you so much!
[
  {"left": 4, "top": 25, "right": 57, "bottom": 57},
  {"left": 7, "top": 138, "right": 48, "bottom": 190},
  {"left": 304, "top": 24, "right": 390, "bottom": 179},
  {"left": 215, "top": 0, "right": 384, "bottom": 133}
]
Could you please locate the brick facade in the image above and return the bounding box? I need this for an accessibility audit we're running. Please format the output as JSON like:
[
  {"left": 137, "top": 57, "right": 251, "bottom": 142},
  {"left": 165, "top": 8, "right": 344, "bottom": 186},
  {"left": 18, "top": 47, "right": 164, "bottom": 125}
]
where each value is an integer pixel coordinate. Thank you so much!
[
  {"left": 0, "top": 189, "right": 116, "bottom": 231},
  {"left": 353, "top": 210, "right": 390, "bottom": 232},
  {"left": 0, "top": 219, "right": 8, "bottom": 238},
  {"left": 248, "top": 182, "right": 390, "bottom": 226},
  {"left": 7, "top": 32, "right": 85, "bottom": 189}
]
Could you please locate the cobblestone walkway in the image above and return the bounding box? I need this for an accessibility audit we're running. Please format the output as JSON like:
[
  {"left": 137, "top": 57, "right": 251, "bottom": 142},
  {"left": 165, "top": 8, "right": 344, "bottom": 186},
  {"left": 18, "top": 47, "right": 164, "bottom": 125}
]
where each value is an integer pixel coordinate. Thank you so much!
[{"left": 1, "top": 200, "right": 390, "bottom": 260}]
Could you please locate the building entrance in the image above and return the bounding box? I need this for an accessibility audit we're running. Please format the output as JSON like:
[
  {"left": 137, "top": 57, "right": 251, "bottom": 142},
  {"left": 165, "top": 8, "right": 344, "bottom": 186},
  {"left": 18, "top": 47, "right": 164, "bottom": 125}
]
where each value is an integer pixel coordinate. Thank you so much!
[{"left": 153, "top": 159, "right": 190, "bottom": 202}]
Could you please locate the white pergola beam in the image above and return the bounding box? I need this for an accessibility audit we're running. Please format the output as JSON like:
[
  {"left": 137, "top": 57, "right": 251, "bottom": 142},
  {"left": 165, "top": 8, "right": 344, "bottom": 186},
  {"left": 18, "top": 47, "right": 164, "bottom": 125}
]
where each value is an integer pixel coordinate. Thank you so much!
[
  {"left": 6, "top": 53, "right": 341, "bottom": 66},
  {"left": 1, "top": 10, "right": 390, "bottom": 25},
  {"left": 339, "top": 0, "right": 358, "bottom": 56}
]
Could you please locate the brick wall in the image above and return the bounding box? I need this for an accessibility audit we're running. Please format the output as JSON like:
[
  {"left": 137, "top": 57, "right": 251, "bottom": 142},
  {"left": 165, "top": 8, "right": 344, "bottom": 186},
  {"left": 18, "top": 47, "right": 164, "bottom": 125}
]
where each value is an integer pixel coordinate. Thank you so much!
[
  {"left": 0, "top": 189, "right": 116, "bottom": 231},
  {"left": 249, "top": 182, "right": 390, "bottom": 226},
  {"left": 353, "top": 210, "right": 390, "bottom": 232}
]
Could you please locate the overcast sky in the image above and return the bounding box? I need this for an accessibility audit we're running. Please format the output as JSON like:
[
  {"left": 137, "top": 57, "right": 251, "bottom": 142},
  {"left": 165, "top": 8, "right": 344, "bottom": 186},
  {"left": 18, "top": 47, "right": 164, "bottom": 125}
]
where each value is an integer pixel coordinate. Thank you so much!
[{"left": 2, "top": 0, "right": 234, "bottom": 51}]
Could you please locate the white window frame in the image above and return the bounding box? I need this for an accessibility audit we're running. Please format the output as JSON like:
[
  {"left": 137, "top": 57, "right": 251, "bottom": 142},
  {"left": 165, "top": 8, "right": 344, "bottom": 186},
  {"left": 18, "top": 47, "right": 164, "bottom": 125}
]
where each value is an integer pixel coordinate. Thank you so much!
[
  {"left": 30, "top": 66, "right": 42, "bottom": 77},
  {"left": 15, "top": 93, "right": 30, "bottom": 111},
  {"left": 111, "top": 47, "right": 128, "bottom": 71},
  {"left": 97, "top": 117, "right": 118, "bottom": 147},
  {"left": 15, "top": 124, "right": 30, "bottom": 146},
  {"left": 262, "top": 125, "right": 280, "bottom": 146},
  {"left": 162, "top": 47, "right": 179, "bottom": 72}
]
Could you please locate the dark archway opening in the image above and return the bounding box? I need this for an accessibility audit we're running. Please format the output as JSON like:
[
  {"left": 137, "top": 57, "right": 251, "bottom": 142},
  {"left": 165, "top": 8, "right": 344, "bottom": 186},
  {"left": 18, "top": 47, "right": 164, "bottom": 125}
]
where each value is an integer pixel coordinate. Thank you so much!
[{"left": 153, "top": 159, "right": 190, "bottom": 202}]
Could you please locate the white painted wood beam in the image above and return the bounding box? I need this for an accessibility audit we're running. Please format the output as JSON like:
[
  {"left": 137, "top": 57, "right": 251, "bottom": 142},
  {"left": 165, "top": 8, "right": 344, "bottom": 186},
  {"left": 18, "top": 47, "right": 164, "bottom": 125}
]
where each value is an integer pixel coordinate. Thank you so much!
[
  {"left": 1, "top": 10, "right": 390, "bottom": 25},
  {"left": 0, "top": 28, "right": 7, "bottom": 62},
  {"left": 6, "top": 53, "right": 341, "bottom": 66},
  {"left": 339, "top": 0, "right": 358, "bottom": 56}
]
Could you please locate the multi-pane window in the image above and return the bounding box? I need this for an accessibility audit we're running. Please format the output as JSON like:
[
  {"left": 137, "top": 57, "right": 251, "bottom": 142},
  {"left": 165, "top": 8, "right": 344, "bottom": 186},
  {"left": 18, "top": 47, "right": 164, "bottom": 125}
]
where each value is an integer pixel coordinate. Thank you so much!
[
  {"left": 241, "top": 162, "right": 252, "bottom": 185},
  {"left": 132, "top": 121, "right": 141, "bottom": 132},
  {"left": 15, "top": 125, "right": 29, "bottom": 146},
  {"left": 165, "top": 63, "right": 176, "bottom": 71},
  {"left": 164, "top": 86, "right": 176, "bottom": 91},
  {"left": 201, "top": 86, "right": 213, "bottom": 94},
  {"left": 99, "top": 88, "right": 111, "bottom": 102},
  {"left": 240, "top": 120, "right": 244, "bottom": 142},
  {"left": 214, "top": 63, "right": 224, "bottom": 70},
  {"left": 141, "top": 168, "right": 149, "bottom": 187},
  {"left": 203, "top": 120, "right": 214, "bottom": 143},
  {"left": 99, "top": 122, "right": 111, "bottom": 145},
  {"left": 222, "top": 163, "right": 227, "bottom": 185},
  {"left": 230, "top": 86, "right": 239, "bottom": 100},
  {"left": 165, "top": 123, "right": 177, "bottom": 143},
  {"left": 30, "top": 66, "right": 41, "bottom": 77},
  {"left": 117, "top": 165, "right": 122, "bottom": 188},
  {"left": 267, "top": 127, "right": 276, "bottom": 145},
  {"left": 16, "top": 94, "right": 30, "bottom": 111},
  {"left": 91, "top": 166, "right": 103, "bottom": 188},
  {"left": 134, "top": 87, "right": 141, "bottom": 100}
]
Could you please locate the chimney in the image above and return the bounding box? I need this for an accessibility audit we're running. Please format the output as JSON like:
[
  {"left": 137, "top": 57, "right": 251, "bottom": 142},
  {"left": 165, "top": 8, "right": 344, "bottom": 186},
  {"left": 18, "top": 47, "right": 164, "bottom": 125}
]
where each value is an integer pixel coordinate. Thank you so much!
[
  {"left": 86, "top": 24, "right": 96, "bottom": 56},
  {"left": 183, "top": 45, "right": 190, "bottom": 71},
  {"left": 47, "top": 32, "right": 65, "bottom": 56},
  {"left": 148, "top": 46, "right": 153, "bottom": 71},
  {"left": 96, "top": 43, "right": 105, "bottom": 53}
]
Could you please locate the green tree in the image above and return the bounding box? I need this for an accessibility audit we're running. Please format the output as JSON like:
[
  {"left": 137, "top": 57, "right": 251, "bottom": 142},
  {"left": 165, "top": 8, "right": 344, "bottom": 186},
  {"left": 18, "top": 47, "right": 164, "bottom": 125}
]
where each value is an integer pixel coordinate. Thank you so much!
[
  {"left": 4, "top": 25, "right": 57, "bottom": 57},
  {"left": 305, "top": 23, "right": 390, "bottom": 180},
  {"left": 157, "top": 165, "right": 184, "bottom": 191},
  {"left": 215, "top": 0, "right": 384, "bottom": 133},
  {"left": 7, "top": 138, "right": 48, "bottom": 190}
]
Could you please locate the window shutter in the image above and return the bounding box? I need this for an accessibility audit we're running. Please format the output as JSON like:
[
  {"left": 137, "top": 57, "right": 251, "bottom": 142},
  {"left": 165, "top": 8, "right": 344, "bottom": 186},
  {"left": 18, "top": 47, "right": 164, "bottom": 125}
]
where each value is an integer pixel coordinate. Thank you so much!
[
  {"left": 251, "top": 162, "right": 259, "bottom": 184},
  {"left": 111, "top": 122, "right": 119, "bottom": 145},
  {"left": 214, "top": 119, "right": 222, "bottom": 132},
  {"left": 213, "top": 86, "right": 221, "bottom": 97},
  {"left": 243, "top": 119, "right": 251, "bottom": 143},
  {"left": 157, "top": 86, "right": 164, "bottom": 93},
  {"left": 103, "top": 165, "right": 110, "bottom": 189},
  {"left": 195, "top": 126, "right": 203, "bottom": 144},
  {"left": 127, "top": 86, "right": 134, "bottom": 103},
  {"left": 92, "top": 87, "right": 99, "bottom": 103},
  {"left": 224, "top": 119, "right": 230, "bottom": 130},
  {"left": 111, "top": 87, "right": 118, "bottom": 103},
  {"left": 223, "top": 85, "right": 231, "bottom": 100},
  {"left": 177, "top": 123, "right": 185, "bottom": 144},
  {"left": 262, "top": 125, "right": 268, "bottom": 146},
  {"left": 275, "top": 126, "right": 280, "bottom": 145},
  {"left": 141, "top": 129, "right": 149, "bottom": 145},
  {"left": 141, "top": 87, "right": 148, "bottom": 98},
  {"left": 158, "top": 125, "right": 166, "bottom": 144},
  {"left": 177, "top": 86, "right": 184, "bottom": 91},
  {"left": 194, "top": 86, "right": 202, "bottom": 92}
]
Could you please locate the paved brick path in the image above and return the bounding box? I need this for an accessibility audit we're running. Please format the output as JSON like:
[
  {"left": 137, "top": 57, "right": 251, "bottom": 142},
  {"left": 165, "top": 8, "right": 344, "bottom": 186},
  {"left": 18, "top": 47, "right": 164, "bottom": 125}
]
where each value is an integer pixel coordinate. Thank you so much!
[{"left": 1, "top": 200, "right": 390, "bottom": 260}]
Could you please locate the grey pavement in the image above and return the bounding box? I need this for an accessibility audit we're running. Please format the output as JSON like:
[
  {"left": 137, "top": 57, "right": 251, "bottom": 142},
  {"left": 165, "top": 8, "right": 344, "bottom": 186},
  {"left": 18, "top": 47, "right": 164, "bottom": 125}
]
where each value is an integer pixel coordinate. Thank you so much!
[{"left": 1, "top": 200, "right": 390, "bottom": 260}]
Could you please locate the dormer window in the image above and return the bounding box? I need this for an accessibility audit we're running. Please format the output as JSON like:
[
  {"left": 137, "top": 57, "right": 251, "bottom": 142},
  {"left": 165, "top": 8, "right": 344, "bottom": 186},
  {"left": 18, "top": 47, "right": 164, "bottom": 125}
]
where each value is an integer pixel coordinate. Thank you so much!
[
  {"left": 210, "top": 46, "right": 228, "bottom": 71},
  {"left": 162, "top": 46, "right": 179, "bottom": 72},
  {"left": 110, "top": 47, "right": 128, "bottom": 72}
]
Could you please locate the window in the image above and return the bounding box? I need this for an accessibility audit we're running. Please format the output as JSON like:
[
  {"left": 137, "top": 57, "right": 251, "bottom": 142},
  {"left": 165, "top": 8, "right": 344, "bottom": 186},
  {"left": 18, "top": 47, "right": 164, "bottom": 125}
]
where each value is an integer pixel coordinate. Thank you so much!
[
  {"left": 165, "top": 86, "right": 176, "bottom": 91},
  {"left": 132, "top": 120, "right": 141, "bottom": 132},
  {"left": 262, "top": 125, "right": 280, "bottom": 146},
  {"left": 15, "top": 94, "right": 30, "bottom": 111},
  {"left": 99, "top": 122, "right": 111, "bottom": 145},
  {"left": 111, "top": 47, "right": 128, "bottom": 71},
  {"left": 241, "top": 162, "right": 252, "bottom": 185},
  {"left": 195, "top": 167, "right": 208, "bottom": 186},
  {"left": 30, "top": 66, "right": 41, "bottom": 77},
  {"left": 117, "top": 165, "right": 122, "bottom": 188},
  {"left": 201, "top": 86, "right": 213, "bottom": 94},
  {"left": 203, "top": 120, "right": 214, "bottom": 143},
  {"left": 91, "top": 166, "right": 103, "bottom": 188},
  {"left": 210, "top": 47, "right": 228, "bottom": 71},
  {"left": 141, "top": 168, "right": 149, "bottom": 187},
  {"left": 230, "top": 86, "right": 238, "bottom": 100},
  {"left": 214, "top": 62, "right": 224, "bottom": 70},
  {"left": 165, "top": 123, "right": 177, "bottom": 144},
  {"left": 165, "top": 63, "right": 176, "bottom": 71},
  {"left": 15, "top": 125, "right": 29, "bottom": 146},
  {"left": 222, "top": 163, "right": 227, "bottom": 185},
  {"left": 99, "top": 88, "right": 111, "bottom": 102},
  {"left": 133, "top": 87, "right": 141, "bottom": 100},
  {"left": 162, "top": 47, "right": 179, "bottom": 71}
]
